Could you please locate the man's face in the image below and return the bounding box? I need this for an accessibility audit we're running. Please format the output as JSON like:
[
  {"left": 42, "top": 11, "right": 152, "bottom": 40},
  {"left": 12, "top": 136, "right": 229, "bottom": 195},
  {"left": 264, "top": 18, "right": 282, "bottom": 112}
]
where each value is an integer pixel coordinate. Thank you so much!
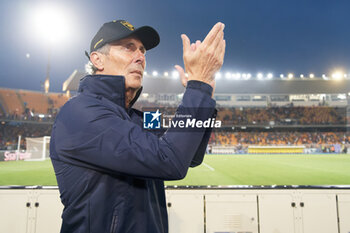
[{"left": 102, "top": 37, "right": 146, "bottom": 90}]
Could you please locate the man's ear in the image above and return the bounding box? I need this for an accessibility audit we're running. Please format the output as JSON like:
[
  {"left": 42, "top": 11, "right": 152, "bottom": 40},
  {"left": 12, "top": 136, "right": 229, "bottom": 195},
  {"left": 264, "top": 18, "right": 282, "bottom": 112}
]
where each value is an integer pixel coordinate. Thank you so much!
[{"left": 90, "top": 52, "right": 105, "bottom": 71}]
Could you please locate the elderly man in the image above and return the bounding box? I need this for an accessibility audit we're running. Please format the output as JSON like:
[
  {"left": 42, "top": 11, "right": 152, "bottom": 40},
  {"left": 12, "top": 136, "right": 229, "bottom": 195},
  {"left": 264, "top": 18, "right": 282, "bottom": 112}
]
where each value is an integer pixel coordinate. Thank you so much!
[{"left": 50, "top": 20, "right": 225, "bottom": 233}]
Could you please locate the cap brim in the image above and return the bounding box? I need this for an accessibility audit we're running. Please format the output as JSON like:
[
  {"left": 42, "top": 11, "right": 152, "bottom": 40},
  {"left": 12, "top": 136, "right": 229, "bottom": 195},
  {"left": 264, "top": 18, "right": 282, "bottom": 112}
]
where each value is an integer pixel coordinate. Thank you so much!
[
  {"left": 131, "top": 26, "right": 160, "bottom": 50},
  {"left": 89, "top": 24, "right": 160, "bottom": 55}
]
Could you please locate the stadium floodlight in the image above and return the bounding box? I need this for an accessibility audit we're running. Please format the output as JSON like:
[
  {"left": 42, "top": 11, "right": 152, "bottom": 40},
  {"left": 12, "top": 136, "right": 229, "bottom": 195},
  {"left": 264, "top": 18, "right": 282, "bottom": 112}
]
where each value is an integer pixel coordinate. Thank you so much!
[
  {"left": 288, "top": 73, "right": 294, "bottom": 79},
  {"left": 242, "top": 73, "right": 247, "bottom": 79},
  {"left": 300, "top": 74, "right": 304, "bottom": 78},
  {"left": 172, "top": 70, "right": 179, "bottom": 79},
  {"left": 177, "top": 93, "right": 184, "bottom": 98},
  {"left": 280, "top": 74, "right": 284, "bottom": 78},
  {"left": 152, "top": 71, "right": 158, "bottom": 77},
  {"left": 164, "top": 72, "right": 169, "bottom": 77},
  {"left": 142, "top": 93, "right": 149, "bottom": 98},
  {"left": 236, "top": 73, "right": 241, "bottom": 79},
  {"left": 247, "top": 73, "right": 252, "bottom": 79},
  {"left": 322, "top": 74, "right": 328, "bottom": 80},
  {"left": 337, "top": 94, "right": 346, "bottom": 100},
  {"left": 44, "top": 79, "right": 49, "bottom": 91},
  {"left": 225, "top": 72, "right": 231, "bottom": 79},
  {"left": 267, "top": 73, "right": 273, "bottom": 79},
  {"left": 144, "top": 71, "right": 148, "bottom": 76},
  {"left": 332, "top": 72, "right": 343, "bottom": 80},
  {"left": 30, "top": 3, "right": 73, "bottom": 93},
  {"left": 32, "top": 4, "right": 71, "bottom": 44},
  {"left": 215, "top": 72, "right": 222, "bottom": 79},
  {"left": 257, "top": 73, "right": 263, "bottom": 79},
  {"left": 309, "top": 73, "right": 314, "bottom": 78}
]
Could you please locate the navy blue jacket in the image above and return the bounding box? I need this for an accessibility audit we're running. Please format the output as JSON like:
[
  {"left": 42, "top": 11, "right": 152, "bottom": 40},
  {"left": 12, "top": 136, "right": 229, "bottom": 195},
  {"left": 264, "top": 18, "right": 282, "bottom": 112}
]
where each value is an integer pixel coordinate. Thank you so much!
[{"left": 50, "top": 75, "right": 216, "bottom": 233}]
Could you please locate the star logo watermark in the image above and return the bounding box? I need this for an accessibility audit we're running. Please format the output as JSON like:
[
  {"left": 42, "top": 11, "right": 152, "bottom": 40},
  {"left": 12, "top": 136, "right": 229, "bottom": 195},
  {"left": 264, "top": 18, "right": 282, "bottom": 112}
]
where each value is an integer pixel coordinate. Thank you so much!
[{"left": 143, "top": 109, "right": 162, "bottom": 129}]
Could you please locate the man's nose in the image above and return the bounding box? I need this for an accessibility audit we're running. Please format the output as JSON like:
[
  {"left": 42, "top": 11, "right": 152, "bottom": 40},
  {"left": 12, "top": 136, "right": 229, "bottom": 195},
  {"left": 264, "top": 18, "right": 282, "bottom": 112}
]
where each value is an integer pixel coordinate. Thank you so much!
[{"left": 134, "top": 49, "right": 145, "bottom": 64}]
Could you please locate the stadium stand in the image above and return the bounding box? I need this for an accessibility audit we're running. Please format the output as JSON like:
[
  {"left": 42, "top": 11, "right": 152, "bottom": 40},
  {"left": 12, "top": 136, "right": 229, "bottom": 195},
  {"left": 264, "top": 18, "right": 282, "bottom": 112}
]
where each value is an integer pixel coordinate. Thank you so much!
[
  {"left": 47, "top": 93, "right": 69, "bottom": 114},
  {"left": 0, "top": 88, "right": 68, "bottom": 118},
  {"left": 134, "top": 101, "right": 347, "bottom": 126},
  {"left": 18, "top": 90, "right": 50, "bottom": 114},
  {"left": 0, "top": 73, "right": 350, "bottom": 154},
  {"left": 209, "top": 131, "right": 349, "bottom": 153},
  {"left": 224, "top": 106, "right": 347, "bottom": 125},
  {"left": 210, "top": 131, "right": 350, "bottom": 146},
  {"left": 47, "top": 93, "right": 69, "bottom": 109},
  {"left": 0, "top": 122, "right": 52, "bottom": 150},
  {"left": 0, "top": 88, "right": 24, "bottom": 117}
]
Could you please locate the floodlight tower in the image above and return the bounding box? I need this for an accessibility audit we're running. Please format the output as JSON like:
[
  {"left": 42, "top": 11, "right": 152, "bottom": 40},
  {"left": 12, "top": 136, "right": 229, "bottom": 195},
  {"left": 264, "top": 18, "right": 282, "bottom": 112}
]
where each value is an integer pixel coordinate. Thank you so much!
[
  {"left": 44, "top": 48, "right": 51, "bottom": 93},
  {"left": 33, "top": 4, "right": 70, "bottom": 93}
]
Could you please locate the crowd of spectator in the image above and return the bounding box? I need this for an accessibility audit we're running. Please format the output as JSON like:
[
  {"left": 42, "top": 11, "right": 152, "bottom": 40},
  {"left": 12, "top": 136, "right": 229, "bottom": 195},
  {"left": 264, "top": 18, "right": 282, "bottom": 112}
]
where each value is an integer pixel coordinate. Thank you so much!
[
  {"left": 1, "top": 100, "right": 347, "bottom": 126},
  {"left": 1, "top": 119, "right": 349, "bottom": 153},
  {"left": 0, "top": 123, "right": 52, "bottom": 150},
  {"left": 134, "top": 102, "right": 348, "bottom": 126},
  {"left": 209, "top": 131, "right": 350, "bottom": 153},
  {"left": 216, "top": 106, "right": 346, "bottom": 125},
  {"left": 0, "top": 112, "right": 57, "bottom": 122},
  {"left": 1, "top": 99, "right": 350, "bottom": 152}
]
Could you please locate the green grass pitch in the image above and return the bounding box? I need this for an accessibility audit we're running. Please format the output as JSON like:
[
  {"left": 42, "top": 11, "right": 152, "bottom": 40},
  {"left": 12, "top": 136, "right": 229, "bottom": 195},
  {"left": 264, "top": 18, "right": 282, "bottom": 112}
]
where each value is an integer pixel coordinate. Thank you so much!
[{"left": 0, "top": 154, "right": 350, "bottom": 186}]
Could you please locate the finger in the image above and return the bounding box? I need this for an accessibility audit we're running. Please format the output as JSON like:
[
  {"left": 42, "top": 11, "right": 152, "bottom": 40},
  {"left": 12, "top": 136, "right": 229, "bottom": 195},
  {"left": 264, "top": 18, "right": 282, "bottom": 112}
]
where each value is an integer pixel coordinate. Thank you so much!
[
  {"left": 195, "top": 40, "right": 201, "bottom": 48},
  {"left": 202, "top": 22, "right": 224, "bottom": 46},
  {"left": 221, "top": 39, "right": 226, "bottom": 61},
  {"left": 211, "top": 29, "right": 224, "bottom": 52},
  {"left": 175, "top": 65, "right": 188, "bottom": 87},
  {"left": 190, "top": 43, "right": 196, "bottom": 51},
  {"left": 210, "top": 80, "right": 216, "bottom": 98},
  {"left": 181, "top": 34, "right": 191, "bottom": 54},
  {"left": 213, "top": 31, "right": 225, "bottom": 55},
  {"left": 212, "top": 38, "right": 225, "bottom": 70},
  {"left": 217, "top": 39, "right": 226, "bottom": 63},
  {"left": 202, "top": 22, "right": 222, "bottom": 46}
]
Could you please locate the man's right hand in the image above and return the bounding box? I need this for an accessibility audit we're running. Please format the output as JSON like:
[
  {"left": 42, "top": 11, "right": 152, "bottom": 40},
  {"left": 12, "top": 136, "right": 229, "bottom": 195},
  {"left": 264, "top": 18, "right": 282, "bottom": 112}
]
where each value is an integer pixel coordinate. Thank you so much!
[{"left": 180, "top": 22, "right": 226, "bottom": 88}]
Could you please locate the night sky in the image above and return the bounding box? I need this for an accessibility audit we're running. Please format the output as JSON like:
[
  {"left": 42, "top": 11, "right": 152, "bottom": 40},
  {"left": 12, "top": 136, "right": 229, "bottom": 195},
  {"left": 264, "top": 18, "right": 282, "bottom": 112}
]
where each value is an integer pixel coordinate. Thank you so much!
[{"left": 0, "top": 0, "right": 349, "bottom": 92}]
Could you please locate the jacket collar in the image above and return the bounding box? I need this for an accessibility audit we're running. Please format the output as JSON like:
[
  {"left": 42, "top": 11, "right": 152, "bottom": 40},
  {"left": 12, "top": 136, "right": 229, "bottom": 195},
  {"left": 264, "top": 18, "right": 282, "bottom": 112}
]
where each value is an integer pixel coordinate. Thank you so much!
[{"left": 78, "top": 75, "right": 142, "bottom": 109}]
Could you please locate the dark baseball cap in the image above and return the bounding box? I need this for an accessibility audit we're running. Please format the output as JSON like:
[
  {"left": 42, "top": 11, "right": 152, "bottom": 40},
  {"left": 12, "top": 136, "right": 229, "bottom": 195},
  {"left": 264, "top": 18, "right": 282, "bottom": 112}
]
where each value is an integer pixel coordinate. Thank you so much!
[{"left": 88, "top": 20, "right": 160, "bottom": 55}]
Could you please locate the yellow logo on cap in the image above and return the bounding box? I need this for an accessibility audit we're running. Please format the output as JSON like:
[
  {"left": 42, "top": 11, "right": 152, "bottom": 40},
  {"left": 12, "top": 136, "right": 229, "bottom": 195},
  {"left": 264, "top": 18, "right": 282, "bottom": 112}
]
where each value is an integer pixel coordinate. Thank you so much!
[{"left": 120, "top": 20, "right": 135, "bottom": 31}]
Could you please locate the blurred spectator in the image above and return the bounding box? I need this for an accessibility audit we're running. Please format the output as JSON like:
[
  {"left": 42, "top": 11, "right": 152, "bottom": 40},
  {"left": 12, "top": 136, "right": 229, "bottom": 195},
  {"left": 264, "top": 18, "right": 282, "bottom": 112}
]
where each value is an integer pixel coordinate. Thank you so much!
[
  {"left": 0, "top": 97, "right": 349, "bottom": 152},
  {"left": 0, "top": 123, "right": 51, "bottom": 150},
  {"left": 209, "top": 131, "right": 350, "bottom": 153},
  {"left": 216, "top": 106, "right": 346, "bottom": 126}
]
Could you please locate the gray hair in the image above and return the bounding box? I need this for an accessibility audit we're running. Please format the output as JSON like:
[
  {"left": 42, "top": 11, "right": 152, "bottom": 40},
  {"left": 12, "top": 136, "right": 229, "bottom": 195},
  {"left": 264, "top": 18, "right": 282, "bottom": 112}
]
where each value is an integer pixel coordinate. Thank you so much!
[{"left": 85, "top": 44, "right": 111, "bottom": 75}]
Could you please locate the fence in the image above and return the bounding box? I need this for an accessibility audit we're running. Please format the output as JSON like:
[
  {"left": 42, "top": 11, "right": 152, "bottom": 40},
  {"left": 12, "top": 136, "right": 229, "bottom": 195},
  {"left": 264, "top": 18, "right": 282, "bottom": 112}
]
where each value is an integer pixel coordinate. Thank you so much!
[{"left": 0, "top": 186, "right": 350, "bottom": 233}]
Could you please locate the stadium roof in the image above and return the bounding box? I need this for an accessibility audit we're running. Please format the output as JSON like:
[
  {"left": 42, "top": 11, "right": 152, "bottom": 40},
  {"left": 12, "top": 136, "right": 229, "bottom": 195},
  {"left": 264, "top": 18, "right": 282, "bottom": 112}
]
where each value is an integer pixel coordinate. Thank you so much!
[
  {"left": 62, "top": 70, "right": 86, "bottom": 92},
  {"left": 64, "top": 70, "right": 350, "bottom": 94}
]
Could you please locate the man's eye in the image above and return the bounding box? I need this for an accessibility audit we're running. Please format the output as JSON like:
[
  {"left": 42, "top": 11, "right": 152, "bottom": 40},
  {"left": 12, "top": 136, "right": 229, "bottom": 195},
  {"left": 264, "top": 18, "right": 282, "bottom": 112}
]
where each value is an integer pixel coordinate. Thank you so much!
[
  {"left": 125, "top": 44, "right": 135, "bottom": 51},
  {"left": 121, "top": 43, "right": 145, "bottom": 54}
]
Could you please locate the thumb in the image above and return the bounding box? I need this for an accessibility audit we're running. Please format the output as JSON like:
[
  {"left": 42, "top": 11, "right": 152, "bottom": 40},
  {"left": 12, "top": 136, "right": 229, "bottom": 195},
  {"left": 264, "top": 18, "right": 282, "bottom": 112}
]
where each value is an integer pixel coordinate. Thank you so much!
[
  {"left": 181, "top": 34, "right": 191, "bottom": 55},
  {"left": 175, "top": 65, "right": 187, "bottom": 87}
]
